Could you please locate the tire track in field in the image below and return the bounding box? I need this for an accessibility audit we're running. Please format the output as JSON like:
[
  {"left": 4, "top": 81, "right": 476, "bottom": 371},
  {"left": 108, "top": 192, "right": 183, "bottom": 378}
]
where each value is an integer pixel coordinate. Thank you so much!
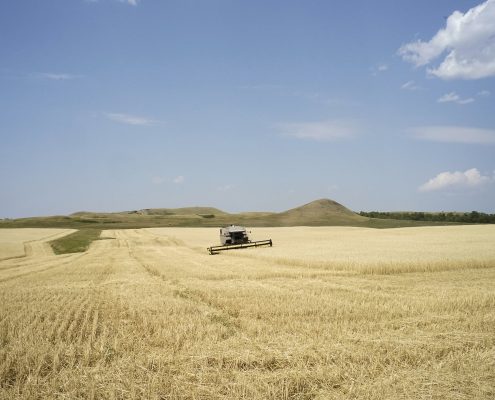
[
  {"left": 0, "top": 253, "right": 75, "bottom": 272},
  {"left": 0, "top": 253, "right": 28, "bottom": 263},
  {"left": 0, "top": 252, "right": 88, "bottom": 283},
  {"left": 112, "top": 229, "right": 247, "bottom": 336},
  {"left": 108, "top": 230, "right": 240, "bottom": 335}
]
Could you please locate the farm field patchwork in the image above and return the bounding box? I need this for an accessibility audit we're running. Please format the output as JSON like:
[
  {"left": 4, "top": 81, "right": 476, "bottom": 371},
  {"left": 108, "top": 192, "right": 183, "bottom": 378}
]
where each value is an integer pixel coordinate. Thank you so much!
[
  {"left": 0, "top": 226, "right": 494, "bottom": 399},
  {"left": 0, "top": 228, "right": 75, "bottom": 261}
]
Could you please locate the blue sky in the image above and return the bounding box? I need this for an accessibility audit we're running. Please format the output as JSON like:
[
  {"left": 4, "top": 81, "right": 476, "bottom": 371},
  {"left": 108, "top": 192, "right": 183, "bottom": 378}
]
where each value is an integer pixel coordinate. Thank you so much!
[{"left": 1, "top": 0, "right": 494, "bottom": 217}]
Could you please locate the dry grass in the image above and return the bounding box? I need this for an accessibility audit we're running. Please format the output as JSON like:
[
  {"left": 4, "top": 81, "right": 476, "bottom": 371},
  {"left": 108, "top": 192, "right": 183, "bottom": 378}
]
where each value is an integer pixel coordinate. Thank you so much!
[
  {"left": 0, "top": 229, "right": 75, "bottom": 260},
  {"left": 0, "top": 226, "right": 494, "bottom": 399}
]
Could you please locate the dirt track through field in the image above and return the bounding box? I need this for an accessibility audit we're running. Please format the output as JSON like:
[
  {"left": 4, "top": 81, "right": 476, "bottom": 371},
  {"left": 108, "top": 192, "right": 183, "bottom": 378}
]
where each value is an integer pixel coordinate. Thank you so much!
[{"left": 1, "top": 228, "right": 494, "bottom": 399}]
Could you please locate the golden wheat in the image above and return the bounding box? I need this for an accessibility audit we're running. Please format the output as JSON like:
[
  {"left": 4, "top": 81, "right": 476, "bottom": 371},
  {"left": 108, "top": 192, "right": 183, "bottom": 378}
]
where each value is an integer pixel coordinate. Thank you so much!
[
  {"left": 0, "top": 229, "right": 75, "bottom": 261},
  {"left": 148, "top": 225, "right": 495, "bottom": 274},
  {"left": 0, "top": 226, "right": 494, "bottom": 399}
]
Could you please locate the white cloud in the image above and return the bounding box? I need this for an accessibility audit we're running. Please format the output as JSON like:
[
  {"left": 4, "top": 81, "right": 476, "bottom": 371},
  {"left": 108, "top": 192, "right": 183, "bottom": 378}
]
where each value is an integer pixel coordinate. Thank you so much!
[
  {"left": 401, "top": 80, "right": 422, "bottom": 91},
  {"left": 419, "top": 168, "right": 492, "bottom": 192},
  {"left": 437, "top": 91, "right": 474, "bottom": 104},
  {"left": 411, "top": 125, "right": 495, "bottom": 144},
  {"left": 455, "top": 98, "right": 474, "bottom": 105},
  {"left": 38, "top": 73, "right": 79, "bottom": 81},
  {"left": 173, "top": 176, "right": 184, "bottom": 184},
  {"left": 278, "top": 120, "right": 358, "bottom": 141},
  {"left": 398, "top": 0, "right": 495, "bottom": 79},
  {"left": 105, "top": 112, "right": 158, "bottom": 126},
  {"left": 437, "top": 92, "right": 459, "bottom": 103},
  {"left": 478, "top": 89, "right": 491, "bottom": 96}
]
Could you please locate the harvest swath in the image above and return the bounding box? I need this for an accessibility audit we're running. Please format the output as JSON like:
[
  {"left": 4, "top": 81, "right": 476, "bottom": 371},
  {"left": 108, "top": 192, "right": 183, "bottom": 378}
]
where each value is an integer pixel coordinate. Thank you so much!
[{"left": 1, "top": 226, "right": 494, "bottom": 399}]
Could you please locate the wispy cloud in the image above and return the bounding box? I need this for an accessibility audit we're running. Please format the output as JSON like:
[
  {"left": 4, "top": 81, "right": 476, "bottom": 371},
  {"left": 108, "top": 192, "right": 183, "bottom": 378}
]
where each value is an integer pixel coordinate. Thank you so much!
[
  {"left": 173, "top": 176, "right": 184, "bottom": 184},
  {"left": 410, "top": 125, "right": 495, "bottom": 144},
  {"left": 37, "top": 72, "right": 80, "bottom": 81},
  {"left": 398, "top": 0, "right": 495, "bottom": 79},
  {"left": 401, "top": 80, "right": 422, "bottom": 91},
  {"left": 86, "top": 0, "right": 140, "bottom": 4},
  {"left": 419, "top": 168, "right": 493, "bottom": 192},
  {"left": 371, "top": 63, "right": 389, "bottom": 75},
  {"left": 478, "top": 90, "right": 491, "bottom": 97},
  {"left": 278, "top": 120, "right": 358, "bottom": 141},
  {"left": 437, "top": 92, "right": 474, "bottom": 105},
  {"left": 105, "top": 112, "right": 159, "bottom": 126},
  {"left": 239, "top": 84, "right": 358, "bottom": 108}
]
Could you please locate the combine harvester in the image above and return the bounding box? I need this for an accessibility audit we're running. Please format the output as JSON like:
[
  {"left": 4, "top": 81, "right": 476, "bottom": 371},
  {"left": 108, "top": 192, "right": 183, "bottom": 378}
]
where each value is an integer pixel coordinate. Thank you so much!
[{"left": 207, "top": 225, "right": 272, "bottom": 255}]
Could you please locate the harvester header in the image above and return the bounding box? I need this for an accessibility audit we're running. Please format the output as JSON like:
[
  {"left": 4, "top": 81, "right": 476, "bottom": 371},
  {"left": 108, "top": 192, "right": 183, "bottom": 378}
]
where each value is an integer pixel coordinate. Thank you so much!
[{"left": 207, "top": 225, "right": 272, "bottom": 255}]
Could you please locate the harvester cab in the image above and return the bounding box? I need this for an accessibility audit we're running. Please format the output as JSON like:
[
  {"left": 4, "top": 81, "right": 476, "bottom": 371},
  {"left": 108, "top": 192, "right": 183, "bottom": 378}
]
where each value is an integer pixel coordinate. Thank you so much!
[
  {"left": 220, "top": 225, "right": 249, "bottom": 245},
  {"left": 207, "top": 225, "right": 272, "bottom": 255}
]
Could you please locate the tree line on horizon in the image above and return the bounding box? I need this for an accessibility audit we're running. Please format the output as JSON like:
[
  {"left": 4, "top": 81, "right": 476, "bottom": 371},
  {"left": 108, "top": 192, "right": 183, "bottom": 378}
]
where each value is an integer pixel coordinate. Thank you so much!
[{"left": 359, "top": 211, "right": 495, "bottom": 224}]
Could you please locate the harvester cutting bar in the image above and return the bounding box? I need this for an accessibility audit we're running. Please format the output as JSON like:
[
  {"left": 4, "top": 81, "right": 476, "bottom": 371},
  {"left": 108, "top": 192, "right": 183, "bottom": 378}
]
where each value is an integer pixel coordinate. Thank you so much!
[{"left": 208, "top": 239, "right": 272, "bottom": 255}]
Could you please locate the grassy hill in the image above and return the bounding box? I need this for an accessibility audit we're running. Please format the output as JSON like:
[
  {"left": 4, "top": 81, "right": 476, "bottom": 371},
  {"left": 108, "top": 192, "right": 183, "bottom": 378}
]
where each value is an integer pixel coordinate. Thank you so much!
[
  {"left": 272, "top": 198, "right": 365, "bottom": 225},
  {"left": 1, "top": 198, "right": 459, "bottom": 230},
  {"left": 130, "top": 207, "right": 228, "bottom": 216}
]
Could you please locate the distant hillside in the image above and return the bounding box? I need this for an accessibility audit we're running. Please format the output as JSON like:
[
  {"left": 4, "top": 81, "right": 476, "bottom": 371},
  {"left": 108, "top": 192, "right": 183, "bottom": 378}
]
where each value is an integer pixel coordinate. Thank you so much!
[
  {"left": 289, "top": 199, "right": 356, "bottom": 216},
  {"left": 1, "top": 199, "right": 460, "bottom": 229},
  {"left": 275, "top": 199, "right": 363, "bottom": 224},
  {"left": 71, "top": 206, "right": 227, "bottom": 217},
  {"left": 231, "top": 199, "right": 366, "bottom": 227},
  {"left": 134, "top": 207, "right": 228, "bottom": 216}
]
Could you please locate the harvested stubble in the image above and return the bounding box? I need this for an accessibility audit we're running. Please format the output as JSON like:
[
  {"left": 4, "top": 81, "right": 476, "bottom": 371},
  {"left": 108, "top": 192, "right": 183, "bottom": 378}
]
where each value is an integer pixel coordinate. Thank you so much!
[
  {"left": 0, "top": 226, "right": 494, "bottom": 399},
  {"left": 0, "top": 228, "right": 75, "bottom": 261}
]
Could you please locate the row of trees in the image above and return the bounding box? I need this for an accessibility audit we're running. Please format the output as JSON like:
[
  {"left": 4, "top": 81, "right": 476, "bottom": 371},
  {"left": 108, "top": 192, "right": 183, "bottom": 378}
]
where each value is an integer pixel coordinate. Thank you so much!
[{"left": 359, "top": 211, "right": 495, "bottom": 224}]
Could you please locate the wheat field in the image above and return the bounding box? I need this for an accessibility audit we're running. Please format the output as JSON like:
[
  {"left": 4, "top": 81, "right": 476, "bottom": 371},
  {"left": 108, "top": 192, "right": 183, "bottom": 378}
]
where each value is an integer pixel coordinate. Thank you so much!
[
  {"left": 0, "top": 229, "right": 76, "bottom": 261},
  {"left": 0, "top": 226, "right": 494, "bottom": 399}
]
